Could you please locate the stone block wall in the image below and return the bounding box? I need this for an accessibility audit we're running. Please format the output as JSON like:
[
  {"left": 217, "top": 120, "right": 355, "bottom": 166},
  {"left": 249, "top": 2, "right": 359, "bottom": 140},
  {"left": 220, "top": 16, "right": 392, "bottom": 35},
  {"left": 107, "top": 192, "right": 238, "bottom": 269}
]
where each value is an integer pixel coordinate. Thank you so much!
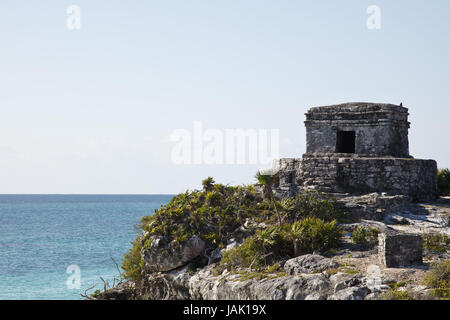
[
  {"left": 378, "top": 231, "right": 423, "bottom": 268},
  {"left": 305, "top": 103, "right": 410, "bottom": 157},
  {"left": 272, "top": 103, "right": 437, "bottom": 202},
  {"left": 272, "top": 158, "right": 301, "bottom": 196},
  {"left": 273, "top": 155, "right": 438, "bottom": 202},
  {"left": 334, "top": 157, "right": 437, "bottom": 201}
]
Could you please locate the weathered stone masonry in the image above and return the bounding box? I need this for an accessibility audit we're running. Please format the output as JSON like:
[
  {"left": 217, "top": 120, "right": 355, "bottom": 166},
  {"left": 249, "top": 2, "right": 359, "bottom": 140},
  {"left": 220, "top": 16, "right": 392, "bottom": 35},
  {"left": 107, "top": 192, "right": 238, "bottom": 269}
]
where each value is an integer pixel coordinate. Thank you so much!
[
  {"left": 274, "top": 103, "right": 438, "bottom": 201},
  {"left": 305, "top": 103, "right": 410, "bottom": 157}
]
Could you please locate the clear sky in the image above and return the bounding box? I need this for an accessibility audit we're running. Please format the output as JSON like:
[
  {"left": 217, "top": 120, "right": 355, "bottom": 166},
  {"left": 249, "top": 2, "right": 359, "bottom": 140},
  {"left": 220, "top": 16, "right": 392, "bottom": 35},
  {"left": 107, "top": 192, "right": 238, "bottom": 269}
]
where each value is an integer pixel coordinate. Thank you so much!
[{"left": 1, "top": 0, "right": 449, "bottom": 194}]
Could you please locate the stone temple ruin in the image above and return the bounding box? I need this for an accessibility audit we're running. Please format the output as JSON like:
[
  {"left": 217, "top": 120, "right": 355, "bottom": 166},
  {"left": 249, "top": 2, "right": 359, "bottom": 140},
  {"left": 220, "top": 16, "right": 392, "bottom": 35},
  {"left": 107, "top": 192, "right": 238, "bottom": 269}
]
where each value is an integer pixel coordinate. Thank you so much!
[
  {"left": 273, "top": 102, "right": 440, "bottom": 268},
  {"left": 273, "top": 102, "right": 438, "bottom": 202}
]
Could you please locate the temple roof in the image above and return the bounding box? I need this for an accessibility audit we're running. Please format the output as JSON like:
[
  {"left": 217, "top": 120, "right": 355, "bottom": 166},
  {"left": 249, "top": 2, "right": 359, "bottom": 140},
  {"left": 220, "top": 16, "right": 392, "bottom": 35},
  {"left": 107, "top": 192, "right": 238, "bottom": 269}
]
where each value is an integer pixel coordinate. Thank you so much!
[{"left": 307, "top": 102, "right": 408, "bottom": 114}]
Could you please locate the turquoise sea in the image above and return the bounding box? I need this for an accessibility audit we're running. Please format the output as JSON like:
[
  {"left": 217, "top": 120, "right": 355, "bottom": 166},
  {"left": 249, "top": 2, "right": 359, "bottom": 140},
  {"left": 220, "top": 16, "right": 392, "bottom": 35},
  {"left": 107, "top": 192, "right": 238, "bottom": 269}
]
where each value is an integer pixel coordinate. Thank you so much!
[{"left": 0, "top": 194, "right": 173, "bottom": 300}]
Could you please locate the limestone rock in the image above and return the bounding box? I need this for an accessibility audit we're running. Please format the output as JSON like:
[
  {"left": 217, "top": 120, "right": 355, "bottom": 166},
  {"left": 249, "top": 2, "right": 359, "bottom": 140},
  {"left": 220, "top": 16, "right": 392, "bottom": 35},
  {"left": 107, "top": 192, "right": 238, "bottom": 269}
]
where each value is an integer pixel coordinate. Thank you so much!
[
  {"left": 142, "top": 235, "right": 205, "bottom": 272},
  {"left": 188, "top": 265, "right": 333, "bottom": 300},
  {"left": 329, "top": 272, "right": 362, "bottom": 293},
  {"left": 94, "top": 282, "right": 136, "bottom": 300},
  {"left": 284, "top": 254, "right": 338, "bottom": 275},
  {"left": 328, "top": 286, "right": 371, "bottom": 300}
]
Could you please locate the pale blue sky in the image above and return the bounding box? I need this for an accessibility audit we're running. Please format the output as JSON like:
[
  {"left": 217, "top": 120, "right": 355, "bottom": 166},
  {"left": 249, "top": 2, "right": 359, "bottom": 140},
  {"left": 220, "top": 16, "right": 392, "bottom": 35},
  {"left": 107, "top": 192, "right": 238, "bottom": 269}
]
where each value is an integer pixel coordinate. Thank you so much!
[{"left": 0, "top": 1, "right": 449, "bottom": 194}]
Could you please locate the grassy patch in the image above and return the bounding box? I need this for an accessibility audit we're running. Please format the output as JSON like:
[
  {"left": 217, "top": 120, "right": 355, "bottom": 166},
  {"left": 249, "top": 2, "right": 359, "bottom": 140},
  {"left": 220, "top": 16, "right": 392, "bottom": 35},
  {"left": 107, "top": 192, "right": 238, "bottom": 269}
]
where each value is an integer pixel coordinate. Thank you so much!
[
  {"left": 338, "top": 262, "right": 356, "bottom": 267},
  {"left": 388, "top": 281, "right": 406, "bottom": 290},
  {"left": 423, "top": 233, "right": 450, "bottom": 253},
  {"left": 342, "top": 268, "right": 359, "bottom": 275},
  {"left": 326, "top": 268, "right": 339, "bottom": 275},
  {"left": 381, "top": 289, "right": 413, "bottom": 300},
  {"left": 226, "top": 264, "right": 287, "bottom": 282},
  {"left": 423, "top": 259, "right": 450, "bottom": 299}
]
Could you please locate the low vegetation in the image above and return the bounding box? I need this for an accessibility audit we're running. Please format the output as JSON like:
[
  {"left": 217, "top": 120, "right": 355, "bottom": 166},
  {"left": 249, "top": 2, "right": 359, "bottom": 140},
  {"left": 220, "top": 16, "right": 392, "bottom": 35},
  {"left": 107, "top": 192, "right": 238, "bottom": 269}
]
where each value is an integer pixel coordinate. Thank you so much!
[
  {"left": 121, "top": 176, "right": 346, "bottom": 281},
  {"left": 351, "top": 226, "right": 379, "bottom": 249},
  {"left": 381, "top": 289, "right": 414, "bottom": 300},
  {"left": 255, "top": 169, "right": 282, "bottom": 226},
  {"left": 280, "top": 191, "right": 347, "bottom": 223},
  {"left": 423, "top": 233, "right": 450, "bottom": 253},
  {"left": 387, "top": 281, "right": 407, "bottom": 291},
  {"left": 121, "top": 239, "right": 144, "bottom": 281},
  {"left": 221, "top": 218, "right": 342, "bottom": 270},
  {"left": 423, "top": 259, "right": 450, "bottom": 299},
  {"left": 437, "top": 168, "right": 450, "bottom": 196}
]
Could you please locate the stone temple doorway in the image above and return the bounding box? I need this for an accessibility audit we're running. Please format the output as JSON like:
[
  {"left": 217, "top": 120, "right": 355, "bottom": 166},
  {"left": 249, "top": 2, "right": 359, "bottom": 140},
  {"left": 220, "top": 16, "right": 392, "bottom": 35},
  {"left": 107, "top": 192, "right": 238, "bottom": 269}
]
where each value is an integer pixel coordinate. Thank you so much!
[{"left": 336, "top": 130, "right": 355, "bottom": 153}]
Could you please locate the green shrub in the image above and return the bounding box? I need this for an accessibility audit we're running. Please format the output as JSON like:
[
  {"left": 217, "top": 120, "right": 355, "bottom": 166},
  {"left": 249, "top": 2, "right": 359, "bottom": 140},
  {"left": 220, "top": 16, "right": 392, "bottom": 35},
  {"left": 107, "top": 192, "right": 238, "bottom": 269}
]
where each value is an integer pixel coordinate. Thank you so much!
[
  {"left": 290, "top": 217, "right": 342, "bottom": 256},
  {"left": 221, "top": 225, "right": 291, "bottom": 269},
  {"left": 423, "top": 260, "right": 450, "bottom": 299},
  {"left": 222, "top": 236, "right": 265, "bottom": 269},
  {"left": 351, "top": 226, "right": 379, "bottom": 249},
  {"left": 423, "top": 233, "right": 450, "bottom": 253},
  {"left": 139, "top": 184, "right": 270, "bottom": 249},
  {"left": 222, "top": 218, "right": 343, "bottom": 268},
  {"left": 265, "top": 262, "right": 281, "bottom": 273},
  {"left": 437, "top": 168, "right": 450, "bottom": 196},
  {"left": 121, "top": 238, "right": 144, "bottom": 281},
  {"left": 281, "top": 191, "right": 346, "bottom": 223},
  {"left": 90, "top": 289, "right": 102, "bottom": 298},
  {"left": 388, "top": 281, "right": 406, "bottom": 290},
  {"left": 122, "top": 177, "right": 345, "bottom": 280}
]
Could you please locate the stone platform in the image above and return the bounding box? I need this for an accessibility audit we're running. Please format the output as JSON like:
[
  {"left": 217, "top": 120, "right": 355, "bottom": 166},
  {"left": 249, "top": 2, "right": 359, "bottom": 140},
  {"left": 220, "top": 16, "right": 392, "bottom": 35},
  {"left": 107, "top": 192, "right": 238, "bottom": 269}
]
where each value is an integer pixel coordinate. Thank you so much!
[{"left": 273, "top": 155, "right": 438, "bottom": 202}]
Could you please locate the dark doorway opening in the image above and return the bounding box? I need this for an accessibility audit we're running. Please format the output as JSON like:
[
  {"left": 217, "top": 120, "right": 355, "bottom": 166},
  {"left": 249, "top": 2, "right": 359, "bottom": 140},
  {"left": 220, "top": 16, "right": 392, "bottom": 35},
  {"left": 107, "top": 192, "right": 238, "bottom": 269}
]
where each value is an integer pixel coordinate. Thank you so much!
[{"left": 336, "top": 130, "right": 355, "bottom": 153}]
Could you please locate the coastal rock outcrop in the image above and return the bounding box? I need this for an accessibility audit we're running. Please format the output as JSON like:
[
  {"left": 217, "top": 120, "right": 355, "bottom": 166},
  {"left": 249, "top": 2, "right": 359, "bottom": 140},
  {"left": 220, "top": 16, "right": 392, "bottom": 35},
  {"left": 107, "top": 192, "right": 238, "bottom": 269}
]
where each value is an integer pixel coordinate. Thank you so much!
[
  {"left": 93, "top": 102, "right": 448, "bottom": 301},
  {"left": 142, "top": 235, "right": 205, "bottom": 272}
]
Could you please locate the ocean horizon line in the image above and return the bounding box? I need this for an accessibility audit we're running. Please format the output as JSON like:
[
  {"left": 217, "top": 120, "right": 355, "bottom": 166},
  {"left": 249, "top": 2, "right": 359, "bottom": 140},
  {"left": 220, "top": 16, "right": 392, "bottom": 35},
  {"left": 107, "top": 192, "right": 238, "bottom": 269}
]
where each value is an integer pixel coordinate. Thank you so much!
[{"left": 0, "top": 193, "right": 176, "bottom": 195}]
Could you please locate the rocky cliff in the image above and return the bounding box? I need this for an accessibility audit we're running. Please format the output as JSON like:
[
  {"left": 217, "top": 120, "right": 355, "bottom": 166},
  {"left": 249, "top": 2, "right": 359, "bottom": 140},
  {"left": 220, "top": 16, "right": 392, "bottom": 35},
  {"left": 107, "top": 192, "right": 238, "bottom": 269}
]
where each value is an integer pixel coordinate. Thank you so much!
[{"left": 93, "top": 180, "right": 449, "bottom": 301}]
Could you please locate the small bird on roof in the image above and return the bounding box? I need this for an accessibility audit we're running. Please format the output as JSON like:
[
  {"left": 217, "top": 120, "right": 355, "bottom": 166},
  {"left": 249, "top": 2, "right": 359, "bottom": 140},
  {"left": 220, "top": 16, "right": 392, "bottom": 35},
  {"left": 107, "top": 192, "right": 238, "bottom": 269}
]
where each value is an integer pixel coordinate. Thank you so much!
[{"left": 400, "top": 102, "right": 403, "bottom": 107}]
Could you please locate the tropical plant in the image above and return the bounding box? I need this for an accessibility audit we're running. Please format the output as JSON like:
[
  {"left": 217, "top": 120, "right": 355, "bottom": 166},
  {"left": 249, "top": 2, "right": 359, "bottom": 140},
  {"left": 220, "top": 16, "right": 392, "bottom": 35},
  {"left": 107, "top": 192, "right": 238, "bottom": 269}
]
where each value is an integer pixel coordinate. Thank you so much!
[
  {"left": 284, "top": 191, "right": 346, "bottom": 223},
  {"left": 423, "top": 233, "right": 450, "bottom": 253},
  {"left": 288, "top": 217, "right": 342, "bottom": 256},
  {"left": 437, "top": 168, "right": 450, "bottom": 196},
  {"left": 202, "top": 176, "right": 215, "bottom": 192},
  {"left": 256, "top": 169, "right": 281, "bottom": 226},
  {"left": 290, "top": 220, "right": 304, "bottom": 257},
  {"left": 423, "top": 259, "right": 450, "bottom": 299},
  {"left": 351, "top": 226, "right": 379, "bottom": 249},
  {"left": 121, "top": 238, "right": 144, "bottom": 281}
]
